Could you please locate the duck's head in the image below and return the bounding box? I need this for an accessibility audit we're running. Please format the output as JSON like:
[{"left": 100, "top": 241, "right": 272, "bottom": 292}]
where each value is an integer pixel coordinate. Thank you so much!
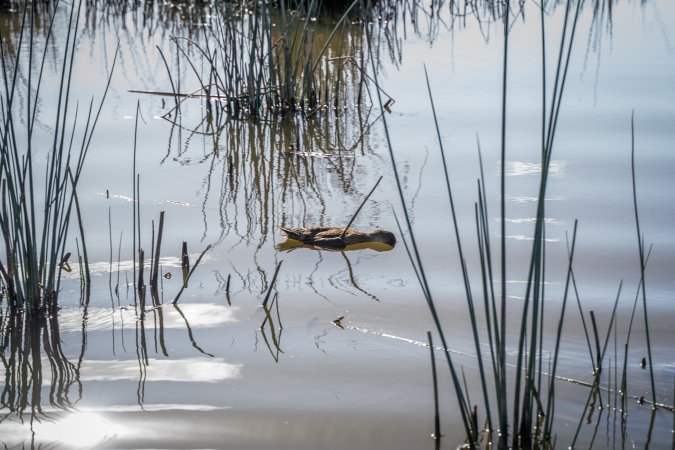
[{"left": 368, "top": 229, "right": 397, "bottom": 246}]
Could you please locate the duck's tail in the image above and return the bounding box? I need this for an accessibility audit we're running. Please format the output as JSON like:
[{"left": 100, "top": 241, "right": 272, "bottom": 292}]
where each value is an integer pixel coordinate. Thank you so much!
[{"left": 279, "top": 226, "right": 303, "bottom": 241}]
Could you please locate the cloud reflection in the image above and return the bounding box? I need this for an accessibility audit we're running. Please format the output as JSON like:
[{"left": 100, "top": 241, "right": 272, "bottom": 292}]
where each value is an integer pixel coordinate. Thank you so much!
[
  {"left": 67, "top": 253, "right": 212, "bottom": 276},
  {"left": 0, "top": 358, "right": 242, "bottom": 384},
  {"left": 80, "top": 357, "right": 242, "bottom": 382},
  {"left": 96, "top": 403, "right": 231, "bottom": 412},
  {"left": 37, "top": 412, "right": 118, "bottom": 448},
  {"left": 507, "top": 234, "right": 560, "bottom": 242},
  {"left": 506, "top": 195, "right": 563, "bottom": 204},
  {"left": 58, "top": 303, "right": 238, "bottom": 333},
  {"left": 502, "top": 217, "right": 558, "bottom": 224},
  {"left": 505, "top": 160, "right": 567, "bottom": 176}
]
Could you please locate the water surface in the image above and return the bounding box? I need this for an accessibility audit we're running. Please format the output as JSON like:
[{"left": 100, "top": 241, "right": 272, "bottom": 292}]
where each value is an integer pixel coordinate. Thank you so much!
[{"left": 1, "top": 1, "right": 674, "bottom": 448}]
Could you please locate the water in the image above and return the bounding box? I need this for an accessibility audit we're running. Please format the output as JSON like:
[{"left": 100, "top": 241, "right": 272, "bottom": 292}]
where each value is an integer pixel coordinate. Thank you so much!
[{"left": 1, "top": 1, "right": 674, "bottom": 448}]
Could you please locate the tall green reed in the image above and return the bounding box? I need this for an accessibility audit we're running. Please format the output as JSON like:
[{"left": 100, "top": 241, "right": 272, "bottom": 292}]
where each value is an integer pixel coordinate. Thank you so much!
[
  {"left": 0, "top": 0, "right": 115, "bottom": 314},
  {"left": 372, "top": 0, "right": 592, "bottom": 447},
  {"left": 380, "top": 0, "right": 671, "bottom": 446}
]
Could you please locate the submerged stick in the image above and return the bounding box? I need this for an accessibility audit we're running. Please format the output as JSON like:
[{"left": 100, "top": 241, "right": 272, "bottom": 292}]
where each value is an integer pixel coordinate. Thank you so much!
[
  {"left": 428, "top": 331, "right": 441, "bottom": 440},
  {"left": 589, "top": 311, "right": 602, "bottom": 374},
  {"left": 137, "top": 249, "right": 145, "bottom": 291},
  {"left": 225, "top": 273, "right": 232, "bottom": 306},
  {"left": 156, "top": 46, "right": 181, "bottom": 113},
  {"left": 69, "top": 170, "right": 90, "bottom": 286},
  {"left": 128, "top": 88, "right": 228, "bottom": 99},
  {"left": 630, "top": 111, "right": 657, "bottom": 406},
  {"left": 261, "top": 261, "right": 283, "bottom": 308},
  {"left": 340, "top": 175, "right": 383, "bottom": 240},
  {"left": 0, "top": 183, "right": 18, "bottom": 306},
  {"left": 151, "top": 211, "right": 165, "bottom": 287},
  {"left": 261, "top": 292, "right": 279, "bottom": 330},
  {"left": 138, "top": 249, "right": 146, "bottom": 319},
  {"left": 181, "top": 241, "right": 190, "bottom": 288}
]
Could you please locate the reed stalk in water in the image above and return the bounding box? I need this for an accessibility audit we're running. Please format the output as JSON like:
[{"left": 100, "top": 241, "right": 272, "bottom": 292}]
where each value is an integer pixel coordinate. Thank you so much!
[
  {"left": 371, "top": 0, "right": 596, "bottom": 447},
  {"left": 427, "top": 331, "right": 441, "bottom": 441},
  {"left": 0, "top": 0, "right": 115, "bottom": 314},
  {"left": 630, "top": 111, "right": 657, "bottom": 407}
]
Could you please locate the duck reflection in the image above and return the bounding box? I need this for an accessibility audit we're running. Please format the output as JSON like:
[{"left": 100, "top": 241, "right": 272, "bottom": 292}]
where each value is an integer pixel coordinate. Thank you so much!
[
  {"left": 276, "top": 239, "right": 388, "bottom": 302},
  {"left": 276, "top": 238, "right": 395, "bottom": 253}
]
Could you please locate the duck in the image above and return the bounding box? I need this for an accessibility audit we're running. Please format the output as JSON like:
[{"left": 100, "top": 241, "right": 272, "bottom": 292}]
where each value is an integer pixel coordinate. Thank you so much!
[{"left": 279, "top": 226, "right": 396, "bottom": 249}]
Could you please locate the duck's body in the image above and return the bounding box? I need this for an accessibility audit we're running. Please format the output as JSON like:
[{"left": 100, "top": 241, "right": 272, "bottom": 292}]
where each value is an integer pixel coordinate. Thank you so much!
[{"left": 280, "top": 226, "right": 396, "bottom": 248}]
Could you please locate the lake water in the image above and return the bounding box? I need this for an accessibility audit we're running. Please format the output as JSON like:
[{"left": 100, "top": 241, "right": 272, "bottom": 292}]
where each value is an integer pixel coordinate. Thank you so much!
[{"left": 1, "top": 0, "right": 674, "bottom": 448}]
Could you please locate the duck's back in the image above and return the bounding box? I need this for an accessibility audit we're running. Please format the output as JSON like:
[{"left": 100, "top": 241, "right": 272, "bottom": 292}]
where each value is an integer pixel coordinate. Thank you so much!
[
  {"left": 280, "top": 226, "right": 343, "bottom": 244},
  {"left": 280, "top": 226, "right": 395, "bottom": 249}
]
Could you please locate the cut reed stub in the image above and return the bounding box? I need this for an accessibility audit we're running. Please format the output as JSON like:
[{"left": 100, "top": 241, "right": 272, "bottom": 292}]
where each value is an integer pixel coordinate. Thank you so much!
[
  {"left": 225, "top": 273, "right": 232, "bottom": 306},
  {"left": 181, "top": 241, "right": 190, "bottom": 288}
]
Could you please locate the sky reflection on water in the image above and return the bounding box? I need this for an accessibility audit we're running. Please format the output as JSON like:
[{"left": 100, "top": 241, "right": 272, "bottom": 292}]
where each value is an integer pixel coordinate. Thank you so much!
[{"left": 0, "top": 0, "right": 674, "bottom": 448}]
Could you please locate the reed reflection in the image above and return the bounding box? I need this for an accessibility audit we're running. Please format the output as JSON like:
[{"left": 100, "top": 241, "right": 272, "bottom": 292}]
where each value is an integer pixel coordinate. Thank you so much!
[
  {"left": 162, "top": 105, "right": 389, "bottom": 247},
  {"left": 84, "top": 0, "right": 214, "bottom": 38},
  {"left": 0, "top": 285, "right": 182, "bottom": 423},
  {"left": 114, "top": 297, "right": 217, "bottom": 407},
  {"left": 259, "top": 293, "right": 284, "bottom": 363},
  {"left": 256, "top": 261, "right": 284, "bottom": 362},
  {"left": 0, "top": 300, "right": 87, "bottom": 427}
]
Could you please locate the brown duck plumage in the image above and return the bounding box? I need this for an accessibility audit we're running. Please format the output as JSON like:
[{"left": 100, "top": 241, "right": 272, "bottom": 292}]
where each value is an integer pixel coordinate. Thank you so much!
[{"left": 280, "top": 226, "right": 396, "bottom": 248}]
